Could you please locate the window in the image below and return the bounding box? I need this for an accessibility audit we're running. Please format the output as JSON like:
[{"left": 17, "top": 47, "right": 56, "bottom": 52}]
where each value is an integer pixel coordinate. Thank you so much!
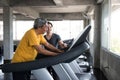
[
  {"left": 0, "top": 21, "right": 3, "bottom": 40},
  {"left": 110, "top": 2, "right": 120, "bottom": 55},
  {"left": 0, "top": 20, "right": 83, "bottom": 41},
  {"left": 13, "top": 20, "right": 34, "bottom": 40},
  {"left": 89, "top": 18, "right": 94, "bottom": 43},
  {"left": 51, "top": 20, "right": 84, "bottom": 40}
]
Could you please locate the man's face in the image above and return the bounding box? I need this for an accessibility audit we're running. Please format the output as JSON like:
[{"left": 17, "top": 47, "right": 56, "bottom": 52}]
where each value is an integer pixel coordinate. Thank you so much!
[
  {"left": 47, "top": 24, "right": 52, "bottom": 32},
  {"left": 40, "top": 23, "right": 48, "bottom": 34}
]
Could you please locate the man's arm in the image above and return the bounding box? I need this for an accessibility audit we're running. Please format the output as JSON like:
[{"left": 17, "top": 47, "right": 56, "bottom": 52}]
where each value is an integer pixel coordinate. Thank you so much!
[
  {"left": 33, "top": 45, "right": 58, "bottom": 56},
  {"left": 44, "top": 41, "right": 63, "bottom": 53}
]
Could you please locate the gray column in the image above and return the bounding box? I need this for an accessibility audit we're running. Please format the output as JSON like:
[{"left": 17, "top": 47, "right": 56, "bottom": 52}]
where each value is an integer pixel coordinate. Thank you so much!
[
  {"left": 93, "top": 4, "right": 101, "bottom": 68},
  {"left": 3, "top": 6, "right": 13, "bottom": 80},
  {"left": 84, "top": 19, "right": 90, "bottom": 28}
]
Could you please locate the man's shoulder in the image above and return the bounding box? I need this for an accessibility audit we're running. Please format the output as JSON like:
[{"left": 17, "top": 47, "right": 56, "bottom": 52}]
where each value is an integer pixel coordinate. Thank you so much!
[
  {"left": 26, "top": 28, "right": 34, "bottom": 33},
  {"left": 53, "top": 33, "right": 59, "bottom": 36}
]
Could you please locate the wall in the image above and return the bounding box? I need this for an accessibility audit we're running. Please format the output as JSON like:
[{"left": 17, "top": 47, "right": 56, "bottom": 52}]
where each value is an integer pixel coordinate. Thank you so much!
[
  {"left": 101, "top": 48, "right": 120, "bottom": 80},
  {"left": 97, "top": 0, "right": 120, "bottom": 80}
]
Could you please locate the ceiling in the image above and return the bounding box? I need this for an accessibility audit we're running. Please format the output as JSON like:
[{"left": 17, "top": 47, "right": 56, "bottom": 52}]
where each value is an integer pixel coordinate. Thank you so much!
[{"left": 0, "top": 0, "right": 104, "bottom": 20}]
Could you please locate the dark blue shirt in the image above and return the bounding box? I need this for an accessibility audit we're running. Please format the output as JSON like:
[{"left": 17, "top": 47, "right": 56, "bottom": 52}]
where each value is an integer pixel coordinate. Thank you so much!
[{"left": 44, "top": 33, "right": 61, "bottom": 50}]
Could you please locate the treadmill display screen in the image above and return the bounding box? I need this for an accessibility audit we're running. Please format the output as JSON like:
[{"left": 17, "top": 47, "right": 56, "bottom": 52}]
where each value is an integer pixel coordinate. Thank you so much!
[{"left": 67, "top": 24, "right": 91, "bottom": 51}]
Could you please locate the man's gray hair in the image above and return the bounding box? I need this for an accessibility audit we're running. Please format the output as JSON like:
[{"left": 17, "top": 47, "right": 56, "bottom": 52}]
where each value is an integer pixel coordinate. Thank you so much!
[{"left": 33, "top": 18, "right": 47, "bottom": 29}]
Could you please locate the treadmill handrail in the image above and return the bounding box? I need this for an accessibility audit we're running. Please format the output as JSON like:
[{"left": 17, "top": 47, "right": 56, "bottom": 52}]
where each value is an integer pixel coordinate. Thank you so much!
[{"left": 1, "top": 42, "right": 89, "bottom": 73}]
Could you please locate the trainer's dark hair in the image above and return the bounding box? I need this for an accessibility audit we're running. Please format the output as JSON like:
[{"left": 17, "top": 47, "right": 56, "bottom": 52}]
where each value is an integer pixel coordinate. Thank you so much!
[
  {"left": 33, "top": 18, "right": 47, "bottom": 29},
  {"left": 47, "top": 21, "right": 53, "bottom": 27}
]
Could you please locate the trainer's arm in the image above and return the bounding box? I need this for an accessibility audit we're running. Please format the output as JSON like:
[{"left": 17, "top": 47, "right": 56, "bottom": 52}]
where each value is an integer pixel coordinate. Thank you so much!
[{"left": 44, "top": 41, "right": 63, "bottom": 53}]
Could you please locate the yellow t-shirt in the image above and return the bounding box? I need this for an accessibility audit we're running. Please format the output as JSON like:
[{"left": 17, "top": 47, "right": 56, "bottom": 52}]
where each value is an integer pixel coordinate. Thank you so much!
[{"left": 11, "top": 28, "right": 46, "bottom": 63}]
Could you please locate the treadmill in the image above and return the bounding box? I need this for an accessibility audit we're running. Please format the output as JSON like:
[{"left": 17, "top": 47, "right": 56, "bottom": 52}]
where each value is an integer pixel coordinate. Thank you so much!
[
  {"left": 50, "top": 24, "right": 96, "bottom": 80},
  {"left": 0, "top": 24, "right": 92, "bottom": 80}
]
